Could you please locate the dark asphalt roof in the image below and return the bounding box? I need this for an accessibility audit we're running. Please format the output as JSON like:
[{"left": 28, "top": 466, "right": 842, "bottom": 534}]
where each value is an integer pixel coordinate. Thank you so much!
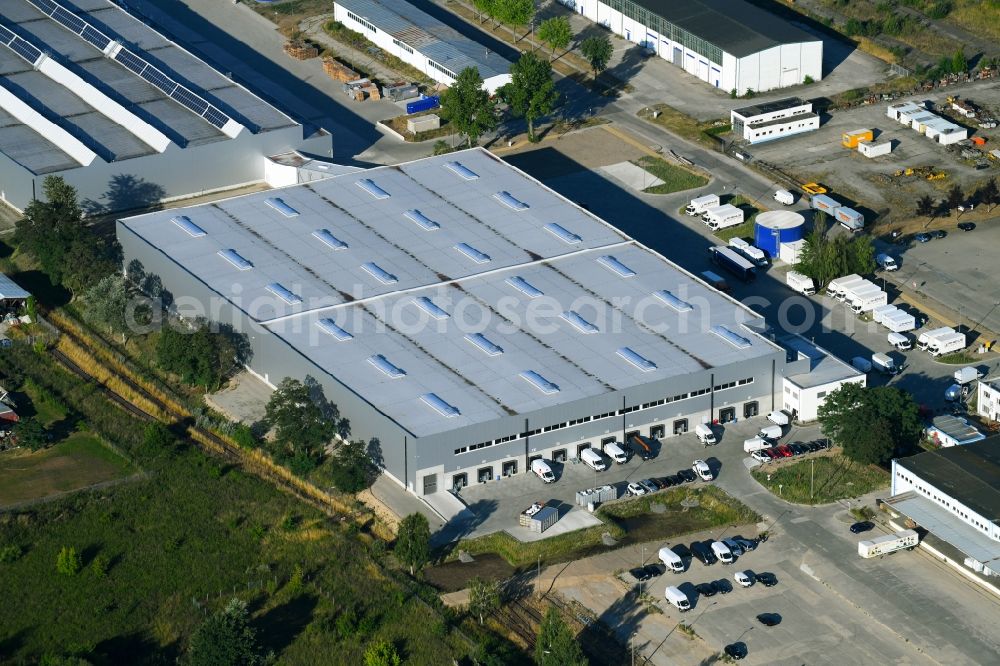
[
  {"left": 635, "top": 0, "right": 819, "bottom": 58},
  {"left": 897, "top": 436, "right": 1000, "bottom": 526},
  {"left": 732, "top": 97, "right": 809, "bottom": 119}
]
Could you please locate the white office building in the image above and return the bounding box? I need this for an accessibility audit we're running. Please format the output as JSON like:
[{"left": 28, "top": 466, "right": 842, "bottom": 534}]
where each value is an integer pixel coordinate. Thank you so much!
[
  {"left": 730, "top": 98, "right": 820, "bottom": 144},
  {"left": 779, "top": 335, "right": 866, "bottom": 422}
]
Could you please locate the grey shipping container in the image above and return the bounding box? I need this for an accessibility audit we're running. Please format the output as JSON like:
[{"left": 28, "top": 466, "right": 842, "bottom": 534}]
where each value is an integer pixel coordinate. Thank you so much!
[
  {"left": 810, "top": 194, "right": 840, "bottom": 213},
  {"left": 383, "top": 83, "right": 419, "bottom": 101},
  {"left": 528, "top": 506, "right": 559, "bottom": 533}
]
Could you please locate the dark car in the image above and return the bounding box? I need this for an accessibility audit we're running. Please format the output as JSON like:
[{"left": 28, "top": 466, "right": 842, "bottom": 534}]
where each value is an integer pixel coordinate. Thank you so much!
[
  {"left": 695, "top": 582, "right": 719, "bottom": 597},
  {"left": 724, "top": 642, "right": 748, "bottom": 660},
  {"left": 639, "top": 479, "right": 659, "bottom": 494},
  {"left": 850, "top": 521, "right": 875, "bottom": 534},
  {"left": 655, "top": 476, "right": 673, "bottom": 489},
  {"left": 678, "top": 469, "right": 697, "bottom": 483},
  {"left": 933, "top": 229, "right": 947, "bottom": 239},
  {"left": 958, "top": 222, "right": 976, "bottom": 231},
  {"left": 713, "top": 579, "right": 733, "bottom": 594},
  {"left": 668, "top": 474, "right": 684, "bottom": 486},
  {"left": 789, "top": 443, "right": 809, "bottom": 455},
  {"left": 755, "top": 572, "right": 778, "bottom": 587},
  {"left": 806, "top": 440, "right": 824, "bottom": 452},
  {"left": 756, "top": 613, "right": 781, "bottom": 627},
  {"left": 691, "top": 543, "right": 717, "bottom": 565},
  {"left": 629, "top": 564, "right": 662, "bottom": 581},
  {"left": 915, "top": 232, "right": 932, "bottom": 243}
]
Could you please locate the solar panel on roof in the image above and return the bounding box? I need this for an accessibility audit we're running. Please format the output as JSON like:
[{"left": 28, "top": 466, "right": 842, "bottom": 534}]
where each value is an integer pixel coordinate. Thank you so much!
[
  {"left": 368, "top": 354, "right": 406, "bottom": 379},
  {"left": 33, "top": 0, "right": 58, "bottom": 12},
  {"left": 316, "top": 318, "right": 353, "bottom": 341},
  {"left": 543, "top": 223, "right": 582, "bottom": 245},
  {"left": 413, "top": 296, "right": 449, "bottom": 320},
  {"left": 171, "top": 215, "right": 206, "bottom": 238},
  {"left": 445, "top": 161, "right": 479, "bottom": 180},
  {"left": 203, "top": 106, "right": 229, "bottom": 129},
  {"left": 617, "top": 347, "right": 657, "bottom": 372},
  {"left": 265, "top": 197, "right": 299, "bottom": 217},
  {"left": 266, "top": 282, "right": 303, "bottom": 306},
  {"left": 312, "top": 229, "right": 348, "bottom": 250},
  {"left": 464, "top": 333, "right": 503, "bottom": 356},
  {"left": 597, "top": 255, "right": 636, "bottom": 278},
  {"left": 403, "top": 209, "right": 440, "bottom": 231},
  {"left": 520, "top": 370, "right": 559, "bottom": 395},
  {"left": 357, "top": 178, "right": 390, "bottom": 200},
  {"left": 114, "top": 48, "right": 147, "bottom": 75},
  {"left": 711, "top": 325, "right": 752, "bottom": 349},
  {"left": 561, "top": 310, "right": 599, "bottom": 334},
  {"left": 81, "top": 25, "right": 111, "bottom": 50},
  {"left": 217, "top": 249, "right": 253, "bottom": 271},
  {"left": 421, "top": 393, "right": 461, "bottom": 418},
  {"left": 53, "top": 6, "right": 86, "bottom": 33},
  {"left": 454, "top": 243, "right": 491, "bottom": 264},
  {"left": 654, "top": 290, "right": 693, "bottom": 312},
  {"left": 171, "top": 86, "right": 209, "bottom": 115},
  {"left": 494, "top": 191, "right": 529, "bottom": 211},
  {"left": 140, "top": 66, "right": 178, "bottom": 94},
  {"left": 0, "top": 26, "right": 15, "bottom": 44},
  {"left": 505, "top": 276, "right": 542, "bottom": 298},
  {"left": 10, "top": 39, "right": 41, "bottom": 63},
  {"left": 361, "top": 262, "right": 397, "bottom": 284}
]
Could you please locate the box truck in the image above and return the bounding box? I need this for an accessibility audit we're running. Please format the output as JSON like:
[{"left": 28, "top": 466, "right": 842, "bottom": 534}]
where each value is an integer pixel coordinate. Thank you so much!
[
  {"left": 917, "top": 327, "right": 954, "bottom": 351},
  {"left": 876, "top": 254, "right": 899, "bottom": 271},
  {"left": 729, "top": 237, "right": 768, "bottom": 266},
  {"left": 665, "top": 586, "right": 691, "bottom": 611},
  {"left": 840, "top": 279, "right": 878, "bottom": 303},
  {"left": 858, "top": 529, "right": 918, "bottom": 558},
  {"left": 603, "top": 441, "right": 629, "bottom": 464},
  {"left": 767, "top": 411, "right": 790, "bottom": 427},
  {"left": 686, "top": 194, "right": 720, "bottom": 216},
  {"left": 871, "top": 304, "right": 899, "bottom": 325},
  {"left": 929, "top": 331, "right": 967, "bottom": 356},
  {"left": 700, "top": 270, "right": 730, "bottom": 293},
  {"left": 871, "top": 352, "right": 898, "bottom": 374},
  {"left": 888, "top": 331, "right": 912, "bottom": 351},
  {"left": 954, "top": 366, "right": 982, "bottom": 385},
  {"left": 811, "top": 193, "right": 840, "bottom": 214},
  {"left": 773, "top": 189, "right": 795, "bottom": 205},
  {"left": 710, "top": 246, "right": 756, "bottom": 282},
  {"left": 849, "top": 288, "right": 888, "bottom": 314},
  {"left": 786, "top": 271, "right": 816, "bottom": 295},
  {"left": 658, "top": 547, "right": 685, "bottom": 573},
  {"left": 827, "top": 274, "right": 863, "bottom": 299},
  {"left": 743, "top": 436, "right": 769, "bottom": 453},
  {"left": 703, "top": 204, "right": 745, "bottom": 231},
  {"left": 884, "top": 311, "right": 916, "bottom": 333},
  {"left": 531, "top": 458, "right": 555, "bottom": 483},
  {"left": 835, "top": 207, "right": 865, "bottom": 232},
  {"left": 695, "top": 423, "right": 716, "bottom": 445},
  {"left": 580, "top": 448, "right": 607, "bottom": 471}
]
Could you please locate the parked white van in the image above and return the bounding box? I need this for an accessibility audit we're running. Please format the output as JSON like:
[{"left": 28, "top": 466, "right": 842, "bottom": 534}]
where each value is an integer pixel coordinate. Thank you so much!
[
  {"left": 711, "top": 541, "right": 734, "bottom": 564},
  {"left": 603, "top": 441, "right": 629, "bottom": 464},
  {"left": 658, "top": 547, "right": 685, "bottom": 573},
  {"left": 531, "top": 458, "right": 555, "bottom": 483},
  {"left": 743, "top": 436, "right": 769, "bottom": 453},
  {"left": 766, "top": 411, "right": 790, "bottom": 427},
  {"left": 692, "top": 460, "right": 713, "bottom": 481},
  {"left": 580, "top": 448, "right": 607, "bottom": 471},
  {"left": 665, "top": 586, "right": 691, "bottom": 611},
  {"left": 695, "top": 423, "right": 717, "bottom": 445},
  {"left": 758, "top": 424, "right": 783, "bottom": 441}
]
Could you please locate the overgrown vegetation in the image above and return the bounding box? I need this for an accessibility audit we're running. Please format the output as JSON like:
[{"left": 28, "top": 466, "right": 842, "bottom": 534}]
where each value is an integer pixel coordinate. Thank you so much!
[
  {"left": 638, "top": 105, "right": 730, "bottom": 146},
  {"left": 752, "top": 454, "right": 889, "bottom": 504},
  {"left": 796, "top": 212, "right": 876, "bottom": 288},
  {"left": 633, "top": 156, "right": 710, "bottom": 194}
]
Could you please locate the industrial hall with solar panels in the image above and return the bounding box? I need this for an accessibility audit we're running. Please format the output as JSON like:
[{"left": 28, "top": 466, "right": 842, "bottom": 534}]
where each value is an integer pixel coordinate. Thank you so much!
[
  {"left": 0, "top": 0, "right": 330, "bottom": 213},
  {"left": 116, "top": 147, "right": 838, "bottom": 497}
]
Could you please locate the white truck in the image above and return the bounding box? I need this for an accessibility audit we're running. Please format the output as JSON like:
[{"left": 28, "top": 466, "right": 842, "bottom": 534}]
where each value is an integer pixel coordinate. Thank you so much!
[
  {"left": 954, "top": 366, "right": 983, "bottom": 385},
  {"left": 786, "top": 271, "right": 815, "bottom": 296},
  {"left": 883, "top": 310, "right": 916, "bottom": 333},
  {"left": 695, "top": 423, "right": 717, "bottom": 445},
  {"left": 876, "top": 253, "right": 899, "bottom": 271},
  {"left": 871, "top": 304, "right": 899, "bottom": 325},
  {"left": 580, "top": 447, "right": 607, "bottom": 471},
  {"left": 773, "top": 189, "right": 795, "bottom": 206},
  {"left": 743, "top": 436, "right": 769, "bottom": 453},
  {"left": 531, "top": 458, "right": 556, "bottom": 483},
  {"left": 840, "top": 280, "right": 878, "bottom": 303},
  {"left": 702, "top": 204, "right": 745, "bottom": 231},
  {"left": 849, "top": 288, "right": 888, "bottom": 315},
  {"left": 692, "top": 459, "right": 713, "bottom": 481},
  {"left": 729, "top": 237, "right": 768, "bottom": 266},
  {"left": 871, "top": 352, "right": 898, "bottom": 375},
  {"left": 858, "top": 529, "right": 919, "bottom": 558},
  {"left": 665, "top": 586, "right": 691, "bottom": 611},
  {"left": 929, "top": 331, "right": 967, "bottom": 357},
  {"left": 686, "top": 194, "right": 720, "bottom": 216},
  {"left": 827, "top": 274, "right": 863, "bottom": 299},
  {"left": 917, "top": 327, "right": 954, "bottom": 351},
  {"left": 658, "top": 546, "right": 685, "bottom": 573},
  {"left": 767, "top": 410, "right": 790, "bottom": 427},
  {"left": 888, "top": 331, "right": 912, "bottom": 351},
  {"left": 603, "top": 440, "right": 629, "bottom": 464}
]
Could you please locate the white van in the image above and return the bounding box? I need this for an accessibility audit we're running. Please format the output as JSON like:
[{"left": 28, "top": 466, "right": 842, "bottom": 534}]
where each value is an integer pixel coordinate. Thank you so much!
[
  {"left": 658, "top": 546, "right": 685, "bottom": 573},
  {"left": 531, "top": 458, "right": 555, "bottom": 483},
  {"left": 695, "top": 423, "right": 716, "bottom": 445},
  {"left": 664, "top": 586, "right": 691, "bottom": 611},
  {"left": 766, "top": 411, "right": 790, "bottom": 427},
  {"left": 773, "top": 189, "right": 795, "bottom": 206},
  {"left": 758, "top": 424, "right": 783, "bottom": 441},
  {"left": 603, "top": 441, "right": 629, "bottom": 464},
  {"left": 876, "top": 253, "right": 899, "bottom": 271},
  {"left": 888, "top": 331, "right": 912, "bottom": 351},
  {"left": 743, "top": 436, "right": 768, "bottom": 453},
  {"left": 580, "top": 447, "right": 607, "bottom": 471},
  {"left": 711, "top": 541, "right": 734, "bottom": 564},
  {"left": 692, "top": 460, "right": 713, "bottom": 481}
]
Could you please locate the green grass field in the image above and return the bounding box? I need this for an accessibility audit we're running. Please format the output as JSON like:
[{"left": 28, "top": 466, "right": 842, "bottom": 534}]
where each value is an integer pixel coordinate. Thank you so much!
[
  {"left": 22, "top": 378, "right": 68, "bottom": 426},
  {"left": 634, "top": 156, "right": 710, "bottom": 195},
  {"left": 751, "top": 454, "right": 889, "bottom": 505},
  {"left": 0, "top": 434, "right": 132, "bottom": 508}
]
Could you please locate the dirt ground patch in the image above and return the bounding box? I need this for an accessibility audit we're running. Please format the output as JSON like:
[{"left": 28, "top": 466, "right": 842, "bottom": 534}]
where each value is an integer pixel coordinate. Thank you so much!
[
  {"left": 501, "top": 125, "right": 647, "bottom": 178},
  {"left": 425, "top": 553, "right": 516, "bottom": 592}
]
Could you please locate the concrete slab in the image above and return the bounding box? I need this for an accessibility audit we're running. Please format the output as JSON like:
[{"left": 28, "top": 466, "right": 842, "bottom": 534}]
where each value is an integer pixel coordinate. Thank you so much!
[
  {"left": 423, "top": 489, "right": 470, "bottom": 522},
  {"left": 204, "top": 371, "right": 272, "bottom": 424},
  {"left": 598, "top": 161, "right": 663, "bottom": 191}
]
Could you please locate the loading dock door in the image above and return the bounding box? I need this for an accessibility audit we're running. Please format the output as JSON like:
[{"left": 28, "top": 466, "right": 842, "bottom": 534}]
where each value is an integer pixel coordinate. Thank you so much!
[
  {"left": 422, "top": 473, "right": 437, "bottom": 495},
  {"left": 672, "top": 47, "right": 682, "bottom": 66}
]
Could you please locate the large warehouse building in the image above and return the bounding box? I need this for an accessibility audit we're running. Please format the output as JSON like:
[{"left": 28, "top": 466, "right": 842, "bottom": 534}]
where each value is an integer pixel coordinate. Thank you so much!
[
  {"left": 119, "top": 148, "right": 834, "bottom": 497},
  {"left": 0, "top": 0, "right": 330, "bottom": 213},
  {"left": 561, "top": 0, "right": 822, "bottom": 93}
]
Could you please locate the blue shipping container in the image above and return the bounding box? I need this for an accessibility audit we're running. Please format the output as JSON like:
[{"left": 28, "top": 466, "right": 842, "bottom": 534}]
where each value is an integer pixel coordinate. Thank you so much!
[{"left": 406, "top": 96, "right": 440, "bottom": 114}]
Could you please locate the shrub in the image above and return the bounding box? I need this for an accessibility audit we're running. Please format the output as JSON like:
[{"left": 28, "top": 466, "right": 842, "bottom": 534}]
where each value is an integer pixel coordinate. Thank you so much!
[
  {"left": 0, "top": 544, "right": 23, "bottom": 563},
  {"left": 56, "top": 546, "right": 82, "bottom": 576}
]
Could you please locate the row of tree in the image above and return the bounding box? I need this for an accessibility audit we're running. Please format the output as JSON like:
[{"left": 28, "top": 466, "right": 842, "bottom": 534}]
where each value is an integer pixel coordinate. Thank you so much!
[{"left": 915, "top": 178, "right": 999, "bottom": 219}]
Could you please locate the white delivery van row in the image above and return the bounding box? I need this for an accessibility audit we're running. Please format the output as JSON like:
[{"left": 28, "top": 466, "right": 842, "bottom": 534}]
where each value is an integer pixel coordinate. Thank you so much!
[
  {"left": 850, "top": 287, "right": 888, "bottom": 315},
  {"left": 695, "top": 423, "right": 716, "bottom": 445},
  {"left": 658, "top": 547, "right": 685, "bottom": 573},
  {"left": 686, "top": 194, "right": 720, "bottom": 216},
  {"left": 603, "top": 440, "right": 629, "bottom": 464},
  {"left": 531, "top": 458, "right": 555, "bottom": 483},
  {"left": 665, "top": 586, "right": 691, "bottom": 611},
  {"left": 711, "top": 541, "right": 734, "bottom": 564},
  {"left": 580, "top": 447, "right": 607, "bottom": 471},
  {"left": 871, "top": 352, "right": 898, "bottom": 375},
  {"left": 773, "top": 189, "right": 795, "bottom": 206},
  {"left": 827, "top": 274, "right": 863, "bottom": 299},
  {"left": 786, "top": 271, "right": 815, "bottom": 295},
  {"left": 889, "top": 331, "right": 912, "bottom": 351},
  {"left": 834, "top": 277, "right": 870, "bottom": 302},
  {"left": 876, "top": 253, "right": 899, "bottom": 271},
  {"left": 702, "top": 204, "right": 745, "bottom": 231}
]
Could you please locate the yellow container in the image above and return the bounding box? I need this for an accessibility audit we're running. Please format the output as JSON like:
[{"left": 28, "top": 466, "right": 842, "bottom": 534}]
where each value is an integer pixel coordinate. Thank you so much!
[{"left": 842, "top": 128, "right": 874, "bottom": 148}]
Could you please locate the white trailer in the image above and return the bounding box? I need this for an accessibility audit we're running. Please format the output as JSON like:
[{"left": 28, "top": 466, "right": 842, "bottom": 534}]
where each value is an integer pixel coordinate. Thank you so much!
[
  {"left": 833, "top": 277, "right": 870, "bottom": 302},
  {"left": 702, "top": 204, "right": 745, "bottom": 231},
  {"left": 872, "top": 352, "right": 898, "bottom": 374},
  {"left": 888, "top": 331, "right": 912, "bottom": 351},
  {"left": 871, "top": 304, "right": 899, "bottom": 325},
  {"left": 954, "top": 366, "right": 982, "bottom": 385},
  {"left": 917, "top": 327, "right": 954, "bottom": 351},
  {"left": 858, "top": 529, "right": 919, "bottom": 558},
  {"left": 786, "top": 271, "right": 815, "bottom": 295},
  {"left": 686, "top": 194, "right": 720, "bottom": 216},
  {"left": 841, "top": 280, "right": 879, "bottom": 304},
  {"left": 850, "top": 288, "right": 888, "bottom": 314},
  {"left": 929, "top": 331, "right": 966, "bottom": 356},
  {"left": 729, "top": 237, "right": 768, "bottom": 266},
  {"left": 826, "top": 274, "right": 863, "bottom": 298},
  {"left": 883, "top": 311, "right": 916, "bottom": 333}
]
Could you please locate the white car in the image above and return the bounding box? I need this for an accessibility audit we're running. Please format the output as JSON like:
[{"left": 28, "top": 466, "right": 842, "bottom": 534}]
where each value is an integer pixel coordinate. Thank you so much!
[
  {"left": 734, "top": 571, "right": 754, "bottom": 588},
  {"left": 627, "top": 482, "right": 648, "bottom": 497},
  {"left": 692, "top": 459, "right": 713, "bottom": 481},
  {"left": 751, "top": 450, "right": 772, "bottom": 464}
]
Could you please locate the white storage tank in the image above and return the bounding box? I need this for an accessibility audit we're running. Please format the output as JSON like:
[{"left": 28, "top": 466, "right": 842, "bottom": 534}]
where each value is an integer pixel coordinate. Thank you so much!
[{"left": 755, "top": 210, "right": 805, "bottom": 259}]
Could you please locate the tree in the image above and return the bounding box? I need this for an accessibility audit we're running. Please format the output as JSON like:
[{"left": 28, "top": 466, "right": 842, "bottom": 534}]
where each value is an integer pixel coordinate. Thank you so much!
[
  {"left": 363, "top": 640, "right": 402, "bottom": 666},
  {"left": 537, "top": 16, "right": 572, "bottom": 57},
  {"left": 951, "top": 48, "right": 967, "bottom": 74},
  {"left": 817, "top": 383, "right": 922, "bottom": 465},
  {"left": 499, "top": 52, "right": 561, "bottom": 142},
  {"left": 395, "top": 513, "right": 431, "bottom": 575},
  {"left": 535, "top": 606, "right": 588, "bottom": 666},
  {"left": 472, "top": 0, "right": 496, "bottom": 24},
  {"left": 262, "top": 378, "right": 343, "bottom": 473},
  {"left": 495, "top": 0, "right": 534, "bottom": 40},
  {"left": 156, "top": 323, "right": 237, "bottom": 390},
  {"left": 187, "top": 598, "right": 266, "bottom": 666},
  {"left": 915, "top": 194, "right": 935, "bottom": 218},
  {"left": 15, "top": 417, "right": 48, "bottom": 451},
  {"left": 946, "top": 184, "right": 965, "bottom": 212},
  {"left": 580, "top": 34, "right": 612, "bottom": 79},
  {"left": 979, "top": 177, "right": 999, "bottom": 211},
  {"left": 441, "top": 67, "right": 497, "bottom": 148},
  {"left": 83, "top": 274, "right": 132, "bottom": 344},
  {"left": 56, "top": 546, "right": 82, "bottom": 576},
  {"left": 468, "top": 577, "right": 501, "bottom": 625},
  {"left": 91, "top": 554, "right": 110, "bottom": 578},
  {"left": 795, "top": 214, "right": 875, "bottom": 288},
  {"left": 328, "top": 439, "right": 374, "bottom": 492}
]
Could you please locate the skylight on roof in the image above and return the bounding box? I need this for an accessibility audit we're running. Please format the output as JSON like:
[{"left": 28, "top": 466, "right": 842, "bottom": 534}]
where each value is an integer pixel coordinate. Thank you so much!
[
  {"left": 404, "top": 209, "right": 440, "bottom": 231},
  {"left": 654, "top": 290, "right": 693, "bottom": 312},
  {"left": 312, "top": 229, "right": 348, "bottom": 250},
  {"left": 316, "top": 318, "right": 353, "bottom": 341},
  {"left": 413, "top": 296, "right": 450, "bottom": 320},
  {"left": 171, "top": 215, "right": 206, "bottom": 238},
  {"left": 505, "top": 276, "right": 543, "bottom": 298},
  {"left": 711, "top": 325, "right": 752, "bottom": 349},
  {"left": 561, "top": 310, "right": 599, "bottom": 334},
  {"left": 357, "top": 178, "right": 390, "bottom": 200},
  {"left": 265, "top": 197, "right": 299, "bottom": 217},
  {"left": 421, "top": 393, "right": 461, "bottom": 418},
  {"left": 544, "top": 222, "right": 582, "bottom": 245},
  {"left": 368, "top": 354, "right": 406, "bottom": 379},
  {"left": 454, "top": 243, "right": 491, "bottom": 264},
  {"left": 597, "top": 255, "right": 636, "bottom": 278},
  {"left": 494, "top": 191, "right": 529, "bottom": 211},
  {"left": 464, "top": 333, "right": 503, "bottom": 356},
  {"left": 217, "top": 249, "right": 252, "bottom": 271},
  {"left": 520, "top": 370, "right": 559, "bottom": 395},
  {"left": 617, "top": 347, "right": 657, "bottom": 372},
  {"left": 266, "top": 282, "right": 303, "bottom": 305},
  {"left": 361, "top": 262, "right": 398, "bottom": 284},
  {"left": 445, "top": 161, "right": 479, "bottom": 180}
]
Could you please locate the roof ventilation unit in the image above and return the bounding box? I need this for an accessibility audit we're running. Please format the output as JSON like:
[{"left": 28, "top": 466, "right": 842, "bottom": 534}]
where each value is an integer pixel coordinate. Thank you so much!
[
  {"left": 361, "top": 262, "right": 398, "bottom": 284},
  {"left": 312, "top": 229, "right": 348, "bottom": 250},
  {"left": 464, "top": 333, "right": 503, "bottom": 356},
  {"left": 617, "top": 347, "right": 657, "bottom": 372},
  {"left": 454, "top": 243, "right": 491, "bottom": 264},
  {"left": 217, "top": 249, "right": 253, "bottom": 271},
  {"left": 445, "top": 161, "right": 479, "bottom": 180},
  {"left": 505, "top": 276, "right": 543, "bottom": 298},
  {"left": 266, "top": 282, "right": 303, "bottom": 305},
  {"left": 413, "top": 296, "right": 450, "bottom": 320},
  {"left": 404, "top": 209, "right": 440, "bottom": 231},
  {"left": 421, "top": 393, "right": 461, "bottom": 417},
  {"left": 520, "top": 370, "right": 559, "bottom": 395},
  {"left": 368, "top": 354, "right": 406, "bottom": 378},
  {"left": 561, "top": 310, "right": 599, "bottom": 334},
  {"left": 316, "top": 318, "right": 353, "bottom": 341},
  {"left": 265, "top": 197, "right": 299, "bottom": 217},
  {"left": 654, "top": 290, "right": 693, "bottom": 312},
  {"left": 597, "top": 255, "right": 636, "bottom": 278},
  {"left": 357, "top": 178, "right": 390, "bottom": 199},
  {"left": 171, "top": 215, "right": 206, "bottom": 238},
  {"left": 494, "top": 191, "right": 529, "bottom": 211},
  {"left": 543, "top": 223, "right": 582, "bottom": 245},
  {"left": 711, "top": 325, "right": 752, "bottom": 349}
]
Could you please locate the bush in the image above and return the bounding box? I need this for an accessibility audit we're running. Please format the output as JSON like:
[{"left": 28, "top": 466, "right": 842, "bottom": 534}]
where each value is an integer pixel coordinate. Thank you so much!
[
  {"left": 91, "top": 554, "right": 110, "bottom": 578},
  {"left": 56, "top": 546, "right": 82, "bottom": 576},
  {"left": 0, "top": 544, "right": 23, "bottom": 563},
  {"left": 803, "top": 74, "right": 815, "bottom": 84}
]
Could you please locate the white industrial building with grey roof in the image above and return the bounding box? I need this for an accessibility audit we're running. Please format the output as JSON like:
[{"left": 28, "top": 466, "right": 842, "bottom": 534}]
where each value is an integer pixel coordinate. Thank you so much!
[
  {"left": 0, "top": 0, "right": 330, "bottom": 213},
  {"left": 118, "top": 148, "right": 848, "bottom": 496},
  {"left": 562, "top": 0, "right": 822, "bottom": 94}
]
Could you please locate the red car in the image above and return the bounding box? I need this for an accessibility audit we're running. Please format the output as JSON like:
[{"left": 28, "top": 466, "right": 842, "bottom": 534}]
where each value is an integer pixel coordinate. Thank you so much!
[
  {"left": 765, "top": 447, "right": 782, "bottom": 459},
  {"left": 777, "top": 445, "right": 793, "bottom": 457}
]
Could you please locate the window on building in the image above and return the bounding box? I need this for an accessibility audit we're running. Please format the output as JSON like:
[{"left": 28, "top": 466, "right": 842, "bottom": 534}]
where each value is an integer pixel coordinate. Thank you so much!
[
  {"left": 346, "top": 11, "right": 377, "bottom": 33},
  {"left": 392, "top": 38, "right": 414, "bottom": 54}
]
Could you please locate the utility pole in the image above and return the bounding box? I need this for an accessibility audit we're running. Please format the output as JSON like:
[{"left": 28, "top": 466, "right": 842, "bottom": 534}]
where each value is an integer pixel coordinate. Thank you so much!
[{"left": 810, "top": 458, "right": 815, "bottom": 500}]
